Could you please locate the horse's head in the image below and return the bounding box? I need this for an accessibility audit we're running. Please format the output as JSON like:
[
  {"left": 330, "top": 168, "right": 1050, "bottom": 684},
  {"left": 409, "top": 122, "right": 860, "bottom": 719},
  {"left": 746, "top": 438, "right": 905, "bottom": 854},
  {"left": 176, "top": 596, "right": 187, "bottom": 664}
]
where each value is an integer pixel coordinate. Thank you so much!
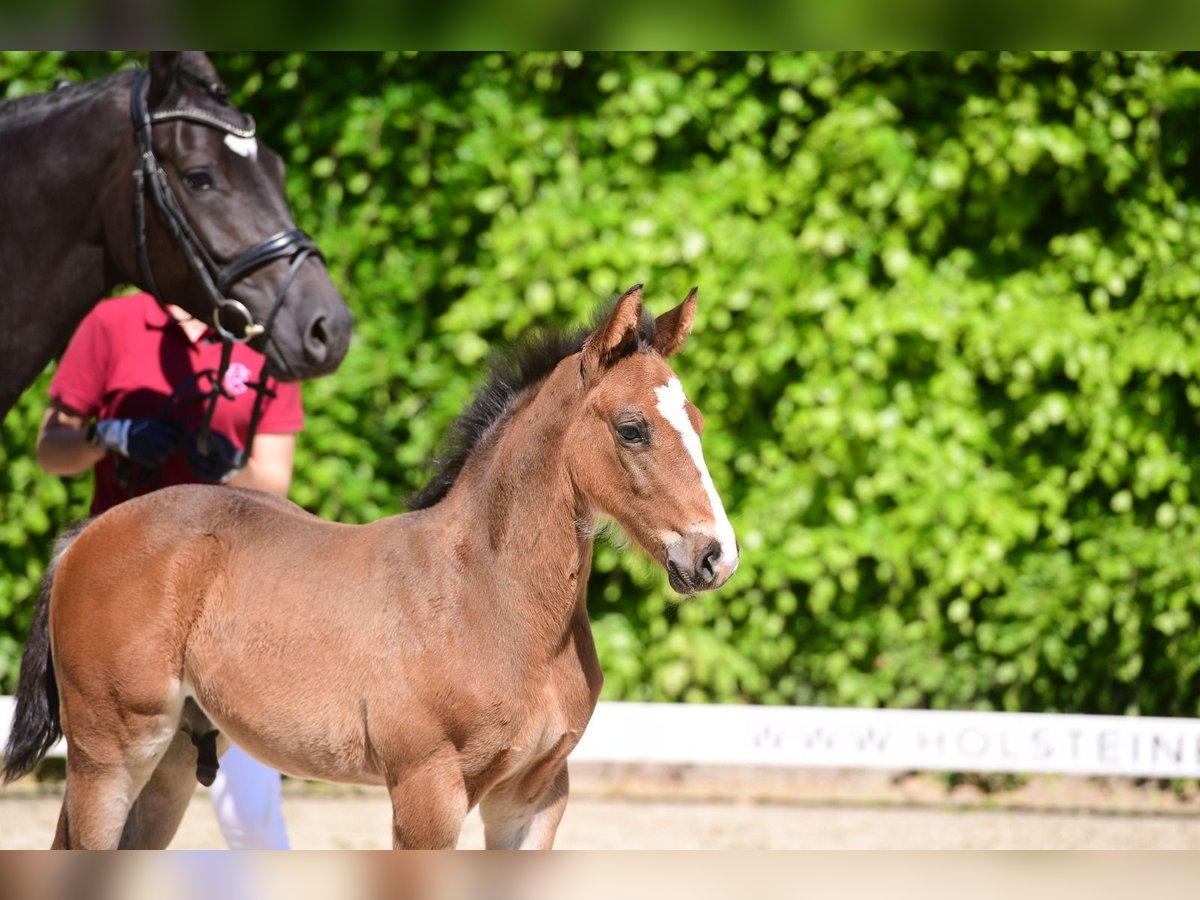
[
  {"left": 567, "top": 285, "right": 738, "bottom": 595},
  {"left": 110, "top": 51, "right": 352, "bottom": 381}
]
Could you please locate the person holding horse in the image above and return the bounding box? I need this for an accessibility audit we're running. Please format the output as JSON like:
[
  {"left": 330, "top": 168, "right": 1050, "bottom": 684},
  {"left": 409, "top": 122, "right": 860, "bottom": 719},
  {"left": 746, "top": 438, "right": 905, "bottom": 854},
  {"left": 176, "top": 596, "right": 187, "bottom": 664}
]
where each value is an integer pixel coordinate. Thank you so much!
[{"left": 35, "top": 289, "right": 299, "bottom": 850}]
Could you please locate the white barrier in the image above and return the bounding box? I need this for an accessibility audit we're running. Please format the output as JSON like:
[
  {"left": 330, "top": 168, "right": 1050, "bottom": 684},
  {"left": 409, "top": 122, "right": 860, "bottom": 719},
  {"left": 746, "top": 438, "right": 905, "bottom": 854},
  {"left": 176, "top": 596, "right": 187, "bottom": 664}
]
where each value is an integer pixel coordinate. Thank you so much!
[
  {"left": 571, "top": 702, "right": 1200, "bottom": 778},
  {"left": 0, "top": 695, "right": 65, "bottom": 759},
  {"left": 5, "top": 695, "right": 1200, "bottom": 779}
]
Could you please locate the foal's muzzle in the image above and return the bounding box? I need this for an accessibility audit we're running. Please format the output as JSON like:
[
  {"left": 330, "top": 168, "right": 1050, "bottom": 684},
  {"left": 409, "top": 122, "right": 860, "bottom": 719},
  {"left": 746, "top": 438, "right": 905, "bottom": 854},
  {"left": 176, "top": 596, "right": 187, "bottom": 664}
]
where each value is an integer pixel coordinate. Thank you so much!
[{"left": 665, "top": 532, "right": 737, "bottom": 595}]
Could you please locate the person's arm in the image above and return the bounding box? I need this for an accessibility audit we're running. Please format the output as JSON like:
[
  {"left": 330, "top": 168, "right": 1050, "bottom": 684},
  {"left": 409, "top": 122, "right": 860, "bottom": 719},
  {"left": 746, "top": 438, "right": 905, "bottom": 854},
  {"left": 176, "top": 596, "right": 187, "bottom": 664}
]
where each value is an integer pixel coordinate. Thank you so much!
[
  {"left": 40, "top": 403, "right": 181, "bottom": 476},
  {"left": 227, "top": 432, "right": 295, "bottom": 498},
  {"left": 36, "top": 405, "right": 105, "bottom": 476}
]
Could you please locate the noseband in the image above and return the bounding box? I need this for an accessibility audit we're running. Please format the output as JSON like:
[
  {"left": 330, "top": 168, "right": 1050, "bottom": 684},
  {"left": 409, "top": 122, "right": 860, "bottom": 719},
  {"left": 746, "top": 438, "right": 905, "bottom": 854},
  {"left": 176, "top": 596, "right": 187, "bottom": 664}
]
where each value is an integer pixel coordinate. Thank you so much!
[{"left": 128, "top": 69, "right": 322, "bottom": 461}]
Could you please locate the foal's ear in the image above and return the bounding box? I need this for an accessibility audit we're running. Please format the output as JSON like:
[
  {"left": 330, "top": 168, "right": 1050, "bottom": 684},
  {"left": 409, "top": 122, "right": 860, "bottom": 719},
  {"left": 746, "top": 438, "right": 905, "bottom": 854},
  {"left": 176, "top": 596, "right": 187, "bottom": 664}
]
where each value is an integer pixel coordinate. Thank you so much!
[
  {"left": 147, "top": 52, "right": 182, "bottom": 108},
  {"left": 582, "top": 284, "right": 644, "bottom": 384},
  {"left": 653, "top": 287, "right": 698, "bottom": 359}
]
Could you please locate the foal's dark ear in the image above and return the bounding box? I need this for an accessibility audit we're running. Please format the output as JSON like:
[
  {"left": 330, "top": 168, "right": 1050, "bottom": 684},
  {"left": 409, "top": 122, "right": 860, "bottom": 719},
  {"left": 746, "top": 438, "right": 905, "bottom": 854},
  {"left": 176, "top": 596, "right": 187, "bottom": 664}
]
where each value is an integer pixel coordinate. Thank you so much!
[
  {"left": 582, "top": 284, "right": 644, "bottom": 384},
  {"left": 653, "top": 287, "right": 697, "bottom": 359},
  {"left": 147, "top": 51, "right": 182, "bottom": 108}
]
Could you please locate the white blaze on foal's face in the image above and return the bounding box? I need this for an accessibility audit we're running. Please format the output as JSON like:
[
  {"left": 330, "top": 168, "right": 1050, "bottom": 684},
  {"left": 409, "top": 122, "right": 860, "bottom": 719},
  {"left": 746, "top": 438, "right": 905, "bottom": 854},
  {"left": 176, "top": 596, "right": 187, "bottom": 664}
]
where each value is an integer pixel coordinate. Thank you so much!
[{"left": 654, "top": 376, "right": 738, "bottom": 576}]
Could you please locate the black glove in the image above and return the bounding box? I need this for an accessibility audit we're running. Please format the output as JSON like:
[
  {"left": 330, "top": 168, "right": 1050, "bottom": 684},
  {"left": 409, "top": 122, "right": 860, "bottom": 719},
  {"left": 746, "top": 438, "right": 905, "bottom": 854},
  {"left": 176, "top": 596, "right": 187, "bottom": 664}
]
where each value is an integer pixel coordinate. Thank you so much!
[
  {"left": 90, "top": 418, "right": 180, "bottom": 468},
  {"left": 182, "top": 429, "right": 244, "bottom": 484}
]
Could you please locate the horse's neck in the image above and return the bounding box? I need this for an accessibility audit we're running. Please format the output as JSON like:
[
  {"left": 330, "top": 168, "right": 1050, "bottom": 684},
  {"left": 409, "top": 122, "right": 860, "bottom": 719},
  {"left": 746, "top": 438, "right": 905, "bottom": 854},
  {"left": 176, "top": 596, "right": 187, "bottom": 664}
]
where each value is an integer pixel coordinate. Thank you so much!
[
  {"left": 0, "top": 77, "right": 132, "bottom": 417},
  {"left": 0, "top": 77, "right": 130, "bottom": 251},
  {"left": 432, "top": 362, "right": 595, "bottom": 651}
]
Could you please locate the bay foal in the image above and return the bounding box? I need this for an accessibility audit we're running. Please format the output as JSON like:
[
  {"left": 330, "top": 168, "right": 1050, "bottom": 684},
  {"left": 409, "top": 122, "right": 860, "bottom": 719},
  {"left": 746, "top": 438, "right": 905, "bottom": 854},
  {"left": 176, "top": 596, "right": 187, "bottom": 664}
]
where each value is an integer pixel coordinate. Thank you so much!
[{"left": 3, "top": 285, "right": 737, "bottom": 848}]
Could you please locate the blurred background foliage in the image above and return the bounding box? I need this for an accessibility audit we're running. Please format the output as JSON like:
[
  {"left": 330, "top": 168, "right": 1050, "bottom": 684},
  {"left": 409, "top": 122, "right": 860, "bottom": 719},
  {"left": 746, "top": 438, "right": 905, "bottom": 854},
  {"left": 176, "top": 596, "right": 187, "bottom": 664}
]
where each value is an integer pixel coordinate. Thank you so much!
[{"left": 4, "top": 52, "right": 1200, "bottom": 717}]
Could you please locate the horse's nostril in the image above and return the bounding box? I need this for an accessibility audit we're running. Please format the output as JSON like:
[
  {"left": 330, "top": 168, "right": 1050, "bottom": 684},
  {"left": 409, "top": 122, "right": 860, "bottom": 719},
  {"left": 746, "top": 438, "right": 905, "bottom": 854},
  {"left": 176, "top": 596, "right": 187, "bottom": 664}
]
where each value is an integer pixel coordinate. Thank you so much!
[
  {"left": 304, "top": 315, "right": 329, "bottom": 365},
  {"left": 310, "top": 315, "right": 328, "bottom": 347}
]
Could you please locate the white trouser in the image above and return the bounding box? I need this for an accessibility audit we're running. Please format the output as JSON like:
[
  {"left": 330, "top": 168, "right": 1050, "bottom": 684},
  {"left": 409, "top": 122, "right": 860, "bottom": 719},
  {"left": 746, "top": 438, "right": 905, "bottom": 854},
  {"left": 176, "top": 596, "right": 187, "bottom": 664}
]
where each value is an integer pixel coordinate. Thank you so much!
[{"left": 209, "top": 743, "right": 290, "bottom": 850}]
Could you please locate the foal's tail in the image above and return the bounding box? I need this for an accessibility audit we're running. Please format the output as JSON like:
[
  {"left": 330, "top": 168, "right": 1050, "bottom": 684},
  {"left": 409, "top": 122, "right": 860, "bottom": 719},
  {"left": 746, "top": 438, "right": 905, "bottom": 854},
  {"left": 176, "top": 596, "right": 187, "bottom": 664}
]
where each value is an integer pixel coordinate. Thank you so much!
[{"left": 2, "top": 521, "right": 89, "bottom": 784}]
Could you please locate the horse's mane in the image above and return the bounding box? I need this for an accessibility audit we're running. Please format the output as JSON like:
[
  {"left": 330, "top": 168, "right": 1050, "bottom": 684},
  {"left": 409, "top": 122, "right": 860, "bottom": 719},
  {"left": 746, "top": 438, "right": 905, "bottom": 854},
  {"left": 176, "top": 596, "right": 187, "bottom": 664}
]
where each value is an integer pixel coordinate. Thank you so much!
[
  {"left": 0, "top": 69, "right": 133, "bottom": 121},
  {"left": 408, "top": 302, "right": 658, "bottom": 511}
]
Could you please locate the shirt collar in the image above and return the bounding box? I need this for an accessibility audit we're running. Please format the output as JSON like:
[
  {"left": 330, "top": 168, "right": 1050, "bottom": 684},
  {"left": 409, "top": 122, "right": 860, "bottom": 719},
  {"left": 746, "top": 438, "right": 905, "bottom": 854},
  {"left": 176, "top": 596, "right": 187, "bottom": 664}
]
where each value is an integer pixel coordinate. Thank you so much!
[
  {"left": 142, "top": 297, "right": 216, "bottom": 344},
  {"left": 142, "top": 298, "right": 173, "bottom": 330}
]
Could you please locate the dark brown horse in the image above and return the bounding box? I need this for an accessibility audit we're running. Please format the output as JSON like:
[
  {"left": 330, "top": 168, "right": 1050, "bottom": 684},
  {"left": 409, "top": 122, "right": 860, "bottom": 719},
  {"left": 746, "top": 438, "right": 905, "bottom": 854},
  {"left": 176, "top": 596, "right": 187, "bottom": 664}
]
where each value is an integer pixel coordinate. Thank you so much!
[
  {"left": 2, "top": 285, "right": 737, "bottom": 849},
  {"left": 0, "top": 51, "right": 353, "bottom": 420}
]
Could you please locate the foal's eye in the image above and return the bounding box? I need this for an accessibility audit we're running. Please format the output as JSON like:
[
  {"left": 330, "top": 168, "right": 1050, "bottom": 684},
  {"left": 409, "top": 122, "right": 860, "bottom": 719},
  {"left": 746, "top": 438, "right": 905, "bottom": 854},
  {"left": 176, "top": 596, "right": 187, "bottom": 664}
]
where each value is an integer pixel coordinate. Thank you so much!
[
  {"left": 616, "top": 423, "right": 645, "bottom": 444},
  {"left": 183, "top": 169, "right": 215, "bottom": 192}
]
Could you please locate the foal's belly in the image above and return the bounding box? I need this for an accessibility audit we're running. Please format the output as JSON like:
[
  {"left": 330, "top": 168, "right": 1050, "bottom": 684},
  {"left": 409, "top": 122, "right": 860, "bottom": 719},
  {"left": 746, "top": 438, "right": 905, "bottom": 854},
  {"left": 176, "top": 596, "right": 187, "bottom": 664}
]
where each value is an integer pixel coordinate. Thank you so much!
[
  {"left": 182, "top": 639, "right": 392, "bottom": 787},
  {"left": 186, "top": 678, "right": 388, "bottom": 785}
]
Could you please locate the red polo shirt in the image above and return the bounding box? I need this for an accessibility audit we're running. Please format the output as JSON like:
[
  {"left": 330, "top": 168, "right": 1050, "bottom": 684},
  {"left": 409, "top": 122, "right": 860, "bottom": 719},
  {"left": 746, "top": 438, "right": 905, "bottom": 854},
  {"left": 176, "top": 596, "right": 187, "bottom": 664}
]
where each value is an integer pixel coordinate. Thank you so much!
[{"left": 49, "top": 293, "right": 304, "bottom": 514}]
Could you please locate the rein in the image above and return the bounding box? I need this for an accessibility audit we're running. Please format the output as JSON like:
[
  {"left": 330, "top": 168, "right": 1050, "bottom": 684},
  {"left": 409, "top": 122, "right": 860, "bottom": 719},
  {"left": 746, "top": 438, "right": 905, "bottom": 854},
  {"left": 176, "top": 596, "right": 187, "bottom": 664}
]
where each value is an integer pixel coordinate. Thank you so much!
[{"left": 129, "top": 70, "right": 319, "bottom": 459}]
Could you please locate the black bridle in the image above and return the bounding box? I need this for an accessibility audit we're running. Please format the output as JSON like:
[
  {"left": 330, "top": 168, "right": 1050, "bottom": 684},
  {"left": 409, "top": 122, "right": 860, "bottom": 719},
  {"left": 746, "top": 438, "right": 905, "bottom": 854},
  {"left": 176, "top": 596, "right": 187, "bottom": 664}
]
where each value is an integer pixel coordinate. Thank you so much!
[{"left": 129, "top": 69, "right": 321, "bottom": 458}]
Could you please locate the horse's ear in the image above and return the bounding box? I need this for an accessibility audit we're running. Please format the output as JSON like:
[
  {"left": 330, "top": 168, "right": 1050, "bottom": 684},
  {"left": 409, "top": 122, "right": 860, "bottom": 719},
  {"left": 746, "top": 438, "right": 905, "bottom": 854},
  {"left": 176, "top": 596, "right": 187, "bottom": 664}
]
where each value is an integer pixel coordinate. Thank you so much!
[
  {"left": 582, "top": 284, "right": 644, "bottom": 384},
  {"left": 147, "top": 51, "right": 181, "bottom": 108},
  {"left": 653, "top": 287, "right": 697, "bottom": 359}
]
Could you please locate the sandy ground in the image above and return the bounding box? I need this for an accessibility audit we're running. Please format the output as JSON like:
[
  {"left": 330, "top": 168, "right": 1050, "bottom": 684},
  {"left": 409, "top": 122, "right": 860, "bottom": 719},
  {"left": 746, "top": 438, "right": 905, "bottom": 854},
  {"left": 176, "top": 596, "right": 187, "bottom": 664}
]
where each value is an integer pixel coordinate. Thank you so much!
[{"left": 4, "top": 766, "right": 1200, "bottom": 849}]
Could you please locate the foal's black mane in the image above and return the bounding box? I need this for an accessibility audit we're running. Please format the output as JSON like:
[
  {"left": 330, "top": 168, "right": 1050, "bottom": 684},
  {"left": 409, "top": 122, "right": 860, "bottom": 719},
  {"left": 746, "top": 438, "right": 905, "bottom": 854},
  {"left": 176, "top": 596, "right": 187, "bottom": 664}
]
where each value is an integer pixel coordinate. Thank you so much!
[
  {"left": 0, "top": 69, "right": 131, "bottom": 120},
  {"left": 408, "top": 304, "right": 657, "bottom": 511}
]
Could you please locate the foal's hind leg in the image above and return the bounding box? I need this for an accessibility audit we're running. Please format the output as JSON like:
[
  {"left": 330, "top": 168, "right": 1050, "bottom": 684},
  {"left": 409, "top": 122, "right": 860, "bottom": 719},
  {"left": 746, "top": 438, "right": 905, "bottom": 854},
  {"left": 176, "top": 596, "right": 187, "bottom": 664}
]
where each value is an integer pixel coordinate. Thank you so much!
[
  {"left": 52, "top": 793, "right": 72, "bottom": 848},
  {"left": 56, "top": 689, "right": 185, "bottom": 848},
  {"left": 119, "top": 729, "right": 212, "bottom": 849},
  {"left": 59, "top": 758, "right": 147, "bottom": 849}
]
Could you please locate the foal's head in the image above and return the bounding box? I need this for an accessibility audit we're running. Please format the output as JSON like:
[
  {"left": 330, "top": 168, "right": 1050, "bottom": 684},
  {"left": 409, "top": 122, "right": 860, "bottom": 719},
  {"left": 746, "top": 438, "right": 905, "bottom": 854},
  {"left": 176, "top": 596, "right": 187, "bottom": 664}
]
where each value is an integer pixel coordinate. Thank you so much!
[{"left": 568, "top": 285, "right": 738, "bottom": 595}]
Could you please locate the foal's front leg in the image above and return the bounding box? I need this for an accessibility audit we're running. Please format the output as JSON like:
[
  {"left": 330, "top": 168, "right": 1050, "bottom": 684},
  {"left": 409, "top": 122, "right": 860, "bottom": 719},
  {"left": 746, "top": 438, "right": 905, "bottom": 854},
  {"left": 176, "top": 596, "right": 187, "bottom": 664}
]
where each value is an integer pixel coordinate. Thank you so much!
[
  {"left": 386, "top": 758, "right": 469, "bottom": 849},
  {"left": 479, "top": 763, "right": 570, "bottom": 850}
]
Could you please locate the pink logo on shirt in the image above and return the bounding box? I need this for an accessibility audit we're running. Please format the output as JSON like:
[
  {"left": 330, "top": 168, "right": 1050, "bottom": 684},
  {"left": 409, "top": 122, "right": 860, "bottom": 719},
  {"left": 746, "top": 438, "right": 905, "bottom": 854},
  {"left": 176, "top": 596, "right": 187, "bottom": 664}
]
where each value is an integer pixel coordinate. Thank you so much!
[{"left": 224, "top": 362, "right": 252, "bottom": 397}]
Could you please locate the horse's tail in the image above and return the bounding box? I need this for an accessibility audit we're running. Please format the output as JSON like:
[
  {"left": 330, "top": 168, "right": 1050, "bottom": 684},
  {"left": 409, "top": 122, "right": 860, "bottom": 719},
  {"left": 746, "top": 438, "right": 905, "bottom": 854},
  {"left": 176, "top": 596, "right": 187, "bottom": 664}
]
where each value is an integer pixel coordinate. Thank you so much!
[{"left": 2, "top": 520, "right": 90, "bottom": 784}]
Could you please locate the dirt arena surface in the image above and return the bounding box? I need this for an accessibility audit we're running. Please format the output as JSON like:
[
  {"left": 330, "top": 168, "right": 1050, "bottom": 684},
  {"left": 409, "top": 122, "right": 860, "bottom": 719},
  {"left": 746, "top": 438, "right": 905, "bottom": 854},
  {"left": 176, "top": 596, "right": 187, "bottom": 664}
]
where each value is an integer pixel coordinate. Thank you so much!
[{"left": 4, "top": 766, "right": 1200, "bottom": 849}]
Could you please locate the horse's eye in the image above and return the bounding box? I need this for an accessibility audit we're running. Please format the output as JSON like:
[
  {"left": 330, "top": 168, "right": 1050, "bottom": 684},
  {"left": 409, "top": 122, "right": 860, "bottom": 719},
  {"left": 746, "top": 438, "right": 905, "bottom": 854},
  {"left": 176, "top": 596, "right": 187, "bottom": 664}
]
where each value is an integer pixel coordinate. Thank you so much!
[
  {"left": 183, "top": 170, "right": 215, "bottom": 193},
  {"left": 616, "top": 423, "right": 644, "bottom": 444}
]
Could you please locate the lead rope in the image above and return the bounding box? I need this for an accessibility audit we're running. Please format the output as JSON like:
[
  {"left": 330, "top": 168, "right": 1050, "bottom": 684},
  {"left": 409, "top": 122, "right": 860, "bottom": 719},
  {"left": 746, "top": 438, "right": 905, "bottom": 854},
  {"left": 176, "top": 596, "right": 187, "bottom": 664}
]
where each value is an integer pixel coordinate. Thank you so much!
[
  {"left": 190, "top": 351, "right": 276, "bottom": 468},
  {"left": 195, "top": 339, "right": 233, "bottom": 456},
  {"left": 193, "top": 240, "right": 306, "bottom": 459},
  {"left": 242, "top": 362, "right": 277, "bottom": 462}
]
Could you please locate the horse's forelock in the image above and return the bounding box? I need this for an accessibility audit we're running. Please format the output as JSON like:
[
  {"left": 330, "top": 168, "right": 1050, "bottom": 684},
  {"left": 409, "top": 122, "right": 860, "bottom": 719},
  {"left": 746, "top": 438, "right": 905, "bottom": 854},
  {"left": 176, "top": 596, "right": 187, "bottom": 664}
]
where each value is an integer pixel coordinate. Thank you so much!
[
  {"left": 163, "top": 56, "right": 251, "bottom": 132},
  {"left": 177, "top": 53, "right": 228, "bottom": 99}
]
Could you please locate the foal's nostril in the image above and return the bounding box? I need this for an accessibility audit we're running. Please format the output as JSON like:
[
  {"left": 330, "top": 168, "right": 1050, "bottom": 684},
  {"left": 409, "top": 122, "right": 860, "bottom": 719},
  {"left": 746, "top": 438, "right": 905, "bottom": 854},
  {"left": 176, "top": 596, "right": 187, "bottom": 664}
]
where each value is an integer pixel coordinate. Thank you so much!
[{"left": 697, "top": 541, "right": 722, "bottom": 585}]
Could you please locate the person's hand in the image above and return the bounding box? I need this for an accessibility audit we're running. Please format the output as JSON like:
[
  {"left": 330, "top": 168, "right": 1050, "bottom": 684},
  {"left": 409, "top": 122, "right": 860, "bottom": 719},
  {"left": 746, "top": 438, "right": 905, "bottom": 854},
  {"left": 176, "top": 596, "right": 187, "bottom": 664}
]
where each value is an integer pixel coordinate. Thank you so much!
[
  {"left": 90, "top": 418, "right": 180, "bottom": 468},
  {"left": 182, "top": 429, "right": 245, "bottom": 484}
]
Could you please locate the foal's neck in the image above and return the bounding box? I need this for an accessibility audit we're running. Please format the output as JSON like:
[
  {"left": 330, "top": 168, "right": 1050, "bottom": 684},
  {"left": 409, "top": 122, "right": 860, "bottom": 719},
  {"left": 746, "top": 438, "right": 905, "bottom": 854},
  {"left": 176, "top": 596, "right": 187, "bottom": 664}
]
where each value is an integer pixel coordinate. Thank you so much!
[{"left": 436, "top": 359, "right": 593, "bottom": 647}]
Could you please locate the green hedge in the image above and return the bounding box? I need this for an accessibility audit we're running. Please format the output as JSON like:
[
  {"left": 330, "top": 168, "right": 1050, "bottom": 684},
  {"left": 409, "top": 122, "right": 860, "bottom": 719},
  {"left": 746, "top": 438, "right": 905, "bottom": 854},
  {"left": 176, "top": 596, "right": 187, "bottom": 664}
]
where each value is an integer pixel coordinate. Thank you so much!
[{"left": 5, "top": 52, "right": 1200, "bottom": 717}]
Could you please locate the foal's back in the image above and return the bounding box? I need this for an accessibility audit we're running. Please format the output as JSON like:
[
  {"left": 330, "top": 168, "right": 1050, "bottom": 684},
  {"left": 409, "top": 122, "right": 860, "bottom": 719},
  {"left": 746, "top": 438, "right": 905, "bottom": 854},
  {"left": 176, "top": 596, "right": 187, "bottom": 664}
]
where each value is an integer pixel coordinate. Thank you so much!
[{"left": 51, "top": 484, "right": 463, "bottom": 784}]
